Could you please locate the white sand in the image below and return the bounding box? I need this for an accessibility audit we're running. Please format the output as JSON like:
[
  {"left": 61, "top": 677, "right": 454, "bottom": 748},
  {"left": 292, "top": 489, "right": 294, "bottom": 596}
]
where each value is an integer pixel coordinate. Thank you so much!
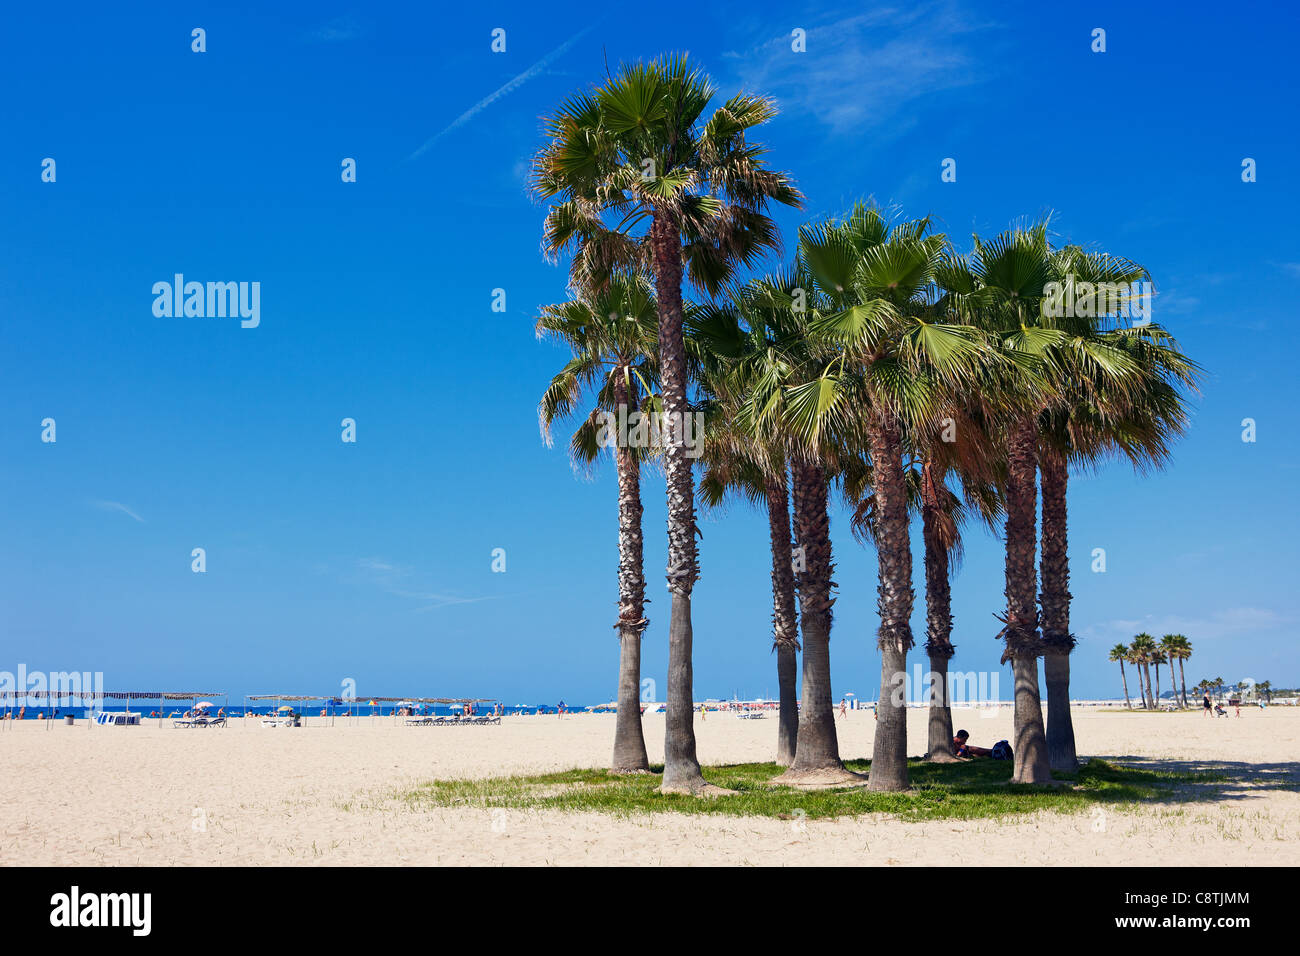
[{"left": 2, "top": 706, "right": 1297, "bottom": 866}]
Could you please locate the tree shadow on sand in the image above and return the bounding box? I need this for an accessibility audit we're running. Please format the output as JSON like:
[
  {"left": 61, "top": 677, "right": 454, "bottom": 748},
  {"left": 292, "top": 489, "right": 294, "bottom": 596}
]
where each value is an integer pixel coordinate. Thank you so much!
[{"left": 1087, "top": 755, "right": 1300, "bottom": 806}]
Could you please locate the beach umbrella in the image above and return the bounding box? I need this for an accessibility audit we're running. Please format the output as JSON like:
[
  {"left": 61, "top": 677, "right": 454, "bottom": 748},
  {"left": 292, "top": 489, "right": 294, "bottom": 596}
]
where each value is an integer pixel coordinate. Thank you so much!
[
  {"left": 278, "top": 705, "right": 293, "bottom": 712},
  {"left": 196, "top": 701, "right": 214, "bottom": 709}
]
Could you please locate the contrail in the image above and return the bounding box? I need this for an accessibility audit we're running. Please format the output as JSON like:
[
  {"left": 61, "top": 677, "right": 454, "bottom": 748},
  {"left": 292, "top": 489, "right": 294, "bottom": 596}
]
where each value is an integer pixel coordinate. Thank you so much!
[
  {"left": 408, "top": 28, "right": 591, "bottom": 160},
  {"left": 94, "top": 500, "right": 144, "bottom": 523}
]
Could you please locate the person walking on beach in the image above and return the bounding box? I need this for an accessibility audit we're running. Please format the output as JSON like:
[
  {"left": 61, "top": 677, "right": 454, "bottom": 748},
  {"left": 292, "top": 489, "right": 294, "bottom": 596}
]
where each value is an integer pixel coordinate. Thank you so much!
[
  {"left": 839, "top": 698, "right": 847, "bottom": 718},
  {"left": 1202, "top": 693, "right": 1212, "bottom": 716}
]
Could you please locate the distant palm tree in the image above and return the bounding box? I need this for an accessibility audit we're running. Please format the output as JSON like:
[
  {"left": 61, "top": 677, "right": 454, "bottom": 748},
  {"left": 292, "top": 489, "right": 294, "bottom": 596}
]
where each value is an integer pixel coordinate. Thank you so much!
[
  {"left": 537, "top": 277, "right": 660, "bottom": 772},
  {"left": 1161, "top": 635, "right": 1192, "bottom": 708},
  {"left": 533, "top": 56, "right": 801, "bottom": 794},
  {"left": 1109, "top": 643, "right": 1133, "bottom": 709},
  {"left": 1151, "top": 649, "right": 1164, "bottom": 707},
  {"left": 1131, "top": 633, "right": 1158, "bottom": 709}
]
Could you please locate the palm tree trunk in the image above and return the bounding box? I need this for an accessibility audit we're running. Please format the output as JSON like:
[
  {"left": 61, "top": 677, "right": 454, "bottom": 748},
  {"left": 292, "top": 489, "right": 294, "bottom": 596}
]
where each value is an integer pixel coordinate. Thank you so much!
[
  {"left": 777, "top": 459, "right": 851, "bottom": 784},
  {"left": 1039, "top": 445, "right": 1077, "bottom": 770},
  {"left": 649, "top": 211, "right": 705, "bottom": 793},
  {"left": 1002, "top": 414, "right": 1052, "bottom": 784},
  {"left": 764, "top": 469, "right": 800, "bottom": 766},
  {"left": 1119, "top": 661, "right": 1131, "bottom": 709},
  {"left": 611, "top": 374, "right": 650, "bottom": 773},
  {"left": 920, "top": 461, "right": 957, "bottom": 762},
  {"left": 1143, "top": 662, "right": 1155, "bottom": 709},
  {"left": 867, "top": 411, "right": 914, "bottom": 791},
  {"left": 1179, "top": 659, "right": 1188, "bottom": 708},
  {"left": 1153, "top": 662, "right": 1162, "bottom": 708}
]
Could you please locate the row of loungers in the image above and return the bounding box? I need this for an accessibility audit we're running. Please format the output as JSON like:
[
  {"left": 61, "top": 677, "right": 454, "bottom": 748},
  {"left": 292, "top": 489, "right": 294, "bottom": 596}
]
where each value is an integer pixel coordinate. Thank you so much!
[
  {"left": 404, "top": 715, "right": 501, "bottom": 726},
  {"left": 173, "top": 715, "right": 227, "bottom": 728}
]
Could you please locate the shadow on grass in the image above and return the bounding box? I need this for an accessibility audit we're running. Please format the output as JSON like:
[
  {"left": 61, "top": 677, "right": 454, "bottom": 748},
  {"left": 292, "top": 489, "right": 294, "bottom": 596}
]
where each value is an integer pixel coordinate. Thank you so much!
[
  {"left": 399, "top": 756, "right": 1235, "bottom": 823},
  {"left": 1089, "top": 755, "right": 1300, "bottom": 804}
]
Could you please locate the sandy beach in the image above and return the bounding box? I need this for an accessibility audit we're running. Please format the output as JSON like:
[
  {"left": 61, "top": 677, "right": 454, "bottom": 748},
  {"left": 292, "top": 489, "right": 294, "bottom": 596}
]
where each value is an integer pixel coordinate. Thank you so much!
[{"left": 2, "top": 706, "right": 1297, "bottom": 866}]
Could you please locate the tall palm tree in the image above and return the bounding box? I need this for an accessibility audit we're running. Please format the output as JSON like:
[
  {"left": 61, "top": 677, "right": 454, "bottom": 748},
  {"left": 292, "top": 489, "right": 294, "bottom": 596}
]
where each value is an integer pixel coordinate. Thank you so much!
[
  {"left": 949, "top": 223, "right": 1061, "bottom": 783},
  {"left": 1131, "top": 633, "right": 1158, "bottom": 709},
  {"left": 1034, "top": 245, "right": 1196, "bottom": 767},
  {"left": 1174, "top": 635, "right": 1193, "bottom": 707},
  {"left": 1161, "top": 634, "right": 1191, "bottom": 709},
  {"left": 723, "top": 271, "right": 860, "bottom": 785},
  {"left": 803, "top": 205, "right": 992, "bottom": 790},
  {"left": 536, "top": 277, "right": 660, "bottom": 772},
  {"left": 536, "top": 278, "right": 659, "bottom": 768},
  {"left": 693, "top": 316, "right": 801, "bottom": 766},
  {"left": 533, "top": 56, "right": 801, "bottom": 793},
  {"left": 1152, "top": 649, "right": 1163, "bottom": 708},
  {"left": 1109, "top": 643, "right": 1133, "bottom": 709}
]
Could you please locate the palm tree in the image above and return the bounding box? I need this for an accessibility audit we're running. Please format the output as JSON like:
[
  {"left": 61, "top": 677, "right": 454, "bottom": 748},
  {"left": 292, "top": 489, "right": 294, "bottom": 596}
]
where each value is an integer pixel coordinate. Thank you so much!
[
  {"left": 1151, "top": 648, "right": 1164, "bottom": 707},
  {"left": 1034, "top": 246, "right": 1196, "bottom": 767},
  {"left": 1258, "top": 680, "right": 1272, "bottom": 703},
  {"left": 1109, "top": 643, "right": 1133, "bottom": 709},
  {"left": 533, "top": 56, "right": 801, "bottom": 793},
  {"left": 949, "top": 223, "right": 1061, "bottom": 783},
  {"left": 1174, "top": 636, "right": 1193, "bottom": 707},
  {"left": 802, "top": 205, "right": 993, "bottom": 790},
  {"left": 692, "top": 307, "right": 801, "bottom": 766},
  {"left": 537, "top": 277, "right": 660, "bottom": 772},
  {"left": 722, "top": 271, "right": 859, "bottom": 785},
  {"left": 1161, "top": 634, "right": 1191, "bottom": 709},
  {"left": 850, "top": 416, "right": 1000, "bottom": 762},
  {"left": 1131, "top": 633, "right": 1158, "bottom": 709}
]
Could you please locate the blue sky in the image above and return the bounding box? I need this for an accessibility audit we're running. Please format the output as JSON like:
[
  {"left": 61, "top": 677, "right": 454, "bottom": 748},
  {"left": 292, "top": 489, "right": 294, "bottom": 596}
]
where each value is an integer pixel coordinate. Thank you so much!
[{"left": 2, "top": 0, "right": 1298, "bottom": 705}]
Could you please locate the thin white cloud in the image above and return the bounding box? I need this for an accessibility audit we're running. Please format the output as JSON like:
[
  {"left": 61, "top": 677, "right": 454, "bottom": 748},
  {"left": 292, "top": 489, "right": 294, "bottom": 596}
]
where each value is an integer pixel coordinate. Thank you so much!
[
  {"left": 93, "top": 500, "right": 144, "bottom": 523},
  {"left": 722, "top": 1, "right": 999, "bottom": 136},
  {"left": 1081, "top": 607, "right": 1291, "bottom": 643},
  {"left": 356, "top": 557, "right": 499, "bottom": 613},
  {"left": 408, "top": 28, "right": 591, "bottom": 160}
]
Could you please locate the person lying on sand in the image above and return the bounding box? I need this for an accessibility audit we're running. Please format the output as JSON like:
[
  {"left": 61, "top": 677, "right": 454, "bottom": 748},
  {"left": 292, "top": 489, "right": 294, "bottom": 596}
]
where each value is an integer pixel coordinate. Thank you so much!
[{"left": 953, "top": 729, "right": 992, "bottom": 758}]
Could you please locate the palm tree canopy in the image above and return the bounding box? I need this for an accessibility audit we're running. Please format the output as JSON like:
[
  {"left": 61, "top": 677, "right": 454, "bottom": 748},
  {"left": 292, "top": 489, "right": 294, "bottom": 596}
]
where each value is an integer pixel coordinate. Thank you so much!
[
  {"left": 532, "top": 55, "right": 801, "bottom": 295},
  {"left": 536, "top": 274, "right": 661, "bottom": 469}
]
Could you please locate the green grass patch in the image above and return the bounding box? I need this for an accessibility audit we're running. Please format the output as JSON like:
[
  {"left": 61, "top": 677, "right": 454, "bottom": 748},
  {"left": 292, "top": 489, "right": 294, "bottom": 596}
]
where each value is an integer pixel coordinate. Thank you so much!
[{"left": 398, "top": 757, "right": 1223, "bottom": 823}]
